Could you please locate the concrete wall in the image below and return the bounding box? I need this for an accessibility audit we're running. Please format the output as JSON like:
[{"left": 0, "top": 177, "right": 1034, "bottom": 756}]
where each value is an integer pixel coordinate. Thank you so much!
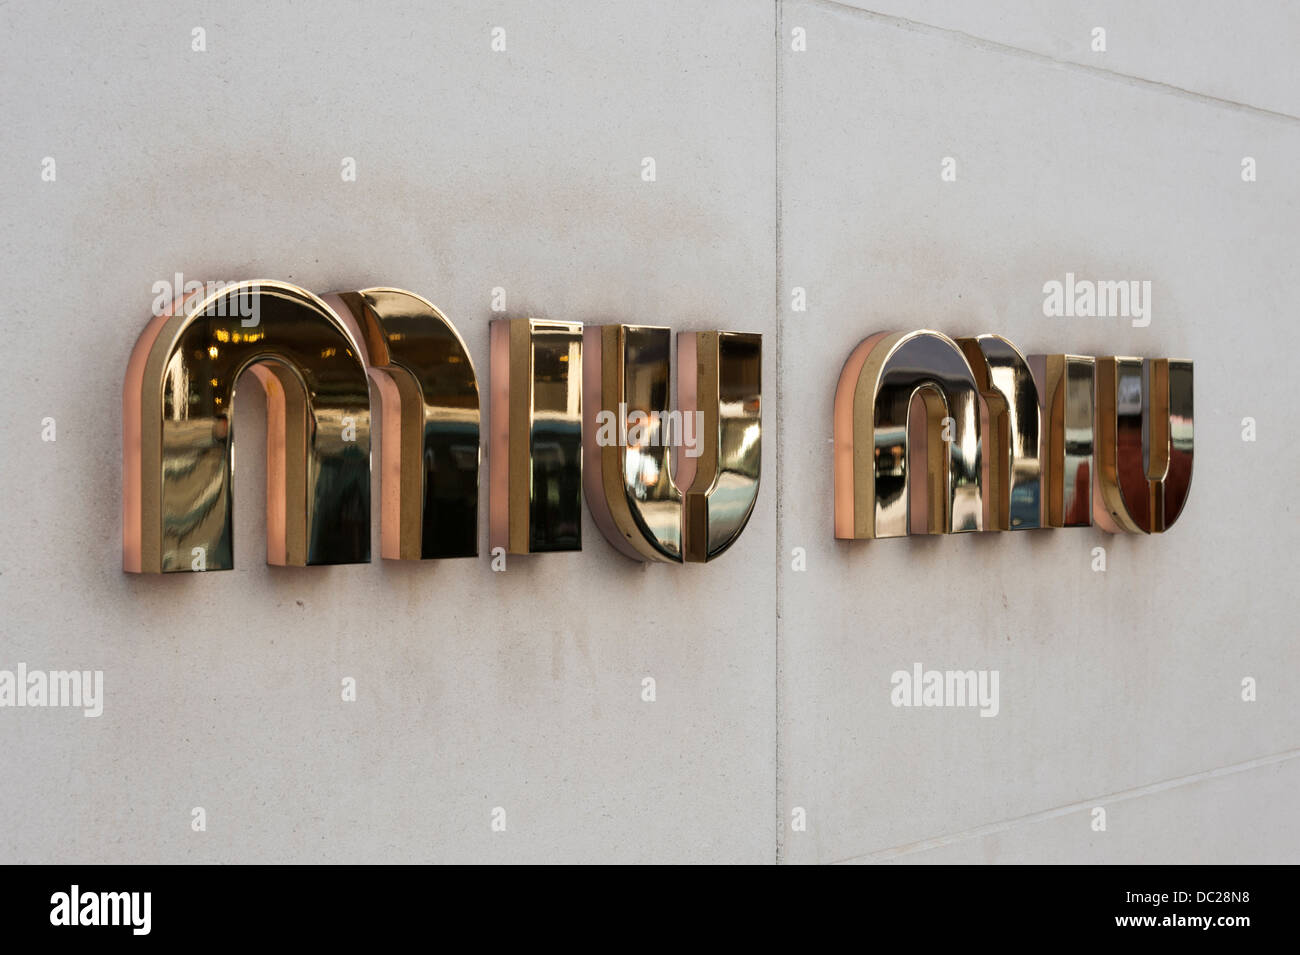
[{"left": 0, "top": 0, "right": 1295, "bottom": 864}]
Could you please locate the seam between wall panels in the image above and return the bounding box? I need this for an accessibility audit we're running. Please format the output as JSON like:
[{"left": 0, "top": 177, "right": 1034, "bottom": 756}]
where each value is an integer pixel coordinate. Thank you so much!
[
  {"left": 831, "top": 747, "right": 1300, "bottom": 864},
  {"left": 813, "top": 0, "right": 1300, "bottom": 124},
  {"left": 773, "top": 0, "right": 785, "bottom": 866}
]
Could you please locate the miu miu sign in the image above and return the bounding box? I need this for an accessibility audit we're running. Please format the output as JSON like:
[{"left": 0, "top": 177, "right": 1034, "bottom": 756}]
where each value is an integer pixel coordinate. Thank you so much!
[{"left": 121, "top": 281, "right": 1193, "bottom": 573}]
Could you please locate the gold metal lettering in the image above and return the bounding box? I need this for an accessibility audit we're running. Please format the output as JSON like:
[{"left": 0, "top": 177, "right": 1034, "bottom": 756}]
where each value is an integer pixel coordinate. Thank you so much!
[
  {"left": 958, "top": 335, "right": 1042, "bottom": 531},
  {"left": 1094, "top": 357, "right": 1194, "bottom": 533},
  {"left": 123, "top": 281, "right": 371, "bottom": 573},
  {"left": 834, "top": 330, "right": 983, "bottom": 539},
  {"left": 583, "top": 326, "right": 762, "bottom": 563},
  {"left": 1029, "top": 354, "right": 1095, "bottom": 528},
  {"left": 488, "top": 318, "right": 583, "bottom": 554},
  {"left": 327, "top": 289, "right": 479, "bottom": 560}
]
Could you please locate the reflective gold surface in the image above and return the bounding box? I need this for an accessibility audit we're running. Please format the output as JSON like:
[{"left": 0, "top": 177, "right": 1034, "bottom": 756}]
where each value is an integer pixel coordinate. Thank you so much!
[
  {"left": 328, "top": 289, "right": 479, "bottom": 560},
  {"left": 1094, "top": 357, "right": 1194, "bottom": 534},
  {"left": 488, "top": 318, "right": 583, "bottom": 554},
  {"left": 583, "top": 325, "right": 762, "bottom": 563},
  {"left": 1029, "top": 353, "right": 1095, "bottom": 528},
  {"left": 958, "top": 335, "right": 1042, "bottom": 531},
  {"left": 834, "top": 330, "right": 983, "bottom": 539},
  {"left": 125, "top": 282, "right": 1195, "bottom": 567},
  {"left": 123, "top": 281, "right": 371, "bottom": 573},
  {"left": 584, "top": 325, "right": 683, "bottom": 561},
  {"left": 835, "top": 333, "right": 1193, "bottom": 541},
  {"left": 682, "top": 331, "right": 762, "bottom": 563}
]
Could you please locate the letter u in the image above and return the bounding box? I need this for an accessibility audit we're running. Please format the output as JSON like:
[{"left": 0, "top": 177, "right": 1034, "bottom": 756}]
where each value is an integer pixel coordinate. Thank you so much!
[
  {"left": 583, "top": 325, "right": 761, "bottom": 562},
  {"left": 1094, "top": 357, "right": 1194, "bottom": 533}
]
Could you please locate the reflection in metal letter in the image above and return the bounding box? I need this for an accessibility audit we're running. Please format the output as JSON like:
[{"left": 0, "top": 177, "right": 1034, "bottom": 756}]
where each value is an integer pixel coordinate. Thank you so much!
[
  {"left": 327, "top": 289, "right": 479, "bottom": 560},
  {"left": 123, "top": 281, "right": 371, "bottom": 573},
  {"left": 583, "top": 326, "right": 761, "bottom": 563},
  {"left": 1094, "top": 357, "right": 1194, "bottom": 534},
  {"left": 957, "top": 335, "right": 1041, "bottom": 531},
  {"left": 1029, "top": 354, "right": 1095, "bottom": 528},
  {"left": 682, "top": 331, "right": 762, "bottom": 562},
  {"left": 834, "top": 330, "right": 983, "bottom": 539},
  {"left": 584, "top": 325, "right": 681, "bottom": 562},
  {"left": 488, "top": 318, "right": 583, "bottom": 554}
]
